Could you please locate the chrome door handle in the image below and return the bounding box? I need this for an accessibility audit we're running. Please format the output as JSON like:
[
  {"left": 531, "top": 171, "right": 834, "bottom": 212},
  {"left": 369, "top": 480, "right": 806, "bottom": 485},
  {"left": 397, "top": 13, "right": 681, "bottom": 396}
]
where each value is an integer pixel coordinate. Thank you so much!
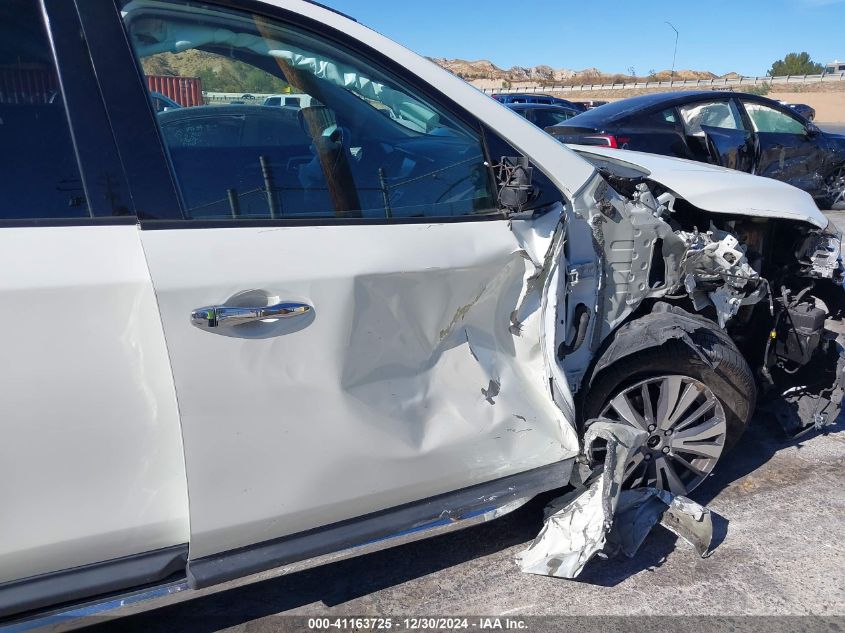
[{"left": 191, "top": 302, "right": 312, "bottom": 329}]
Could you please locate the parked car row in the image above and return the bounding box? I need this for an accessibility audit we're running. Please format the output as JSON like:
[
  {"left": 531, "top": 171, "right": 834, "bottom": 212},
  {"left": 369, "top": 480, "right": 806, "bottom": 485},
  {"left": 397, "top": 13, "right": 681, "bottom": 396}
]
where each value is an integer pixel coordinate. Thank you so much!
[
  {"left": 491, "top": 93, "right": 608, "bottom": 111},
  {"left": 572, "top": 99, "right": 609, "bottom": 110},
  {"left": 543, "top": 91, "right": 845, "bottom": 210},
  {"left": 2, "top": 0, "right": 844, "bottom": 627}
]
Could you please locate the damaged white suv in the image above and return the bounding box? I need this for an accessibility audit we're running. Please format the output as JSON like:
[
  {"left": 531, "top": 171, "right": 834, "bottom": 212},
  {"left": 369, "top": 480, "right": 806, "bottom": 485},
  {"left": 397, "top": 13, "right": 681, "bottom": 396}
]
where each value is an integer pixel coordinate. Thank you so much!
[{"left": 2, "top": 0, "right": 843, "bottom": 625}]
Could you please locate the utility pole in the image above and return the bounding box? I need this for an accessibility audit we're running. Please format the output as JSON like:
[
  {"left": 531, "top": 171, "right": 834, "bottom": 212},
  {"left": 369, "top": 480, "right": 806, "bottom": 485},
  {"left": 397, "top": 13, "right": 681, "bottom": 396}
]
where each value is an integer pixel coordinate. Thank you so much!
[{"left": 665, "top": 21, "right": 679, "bottom": 82}]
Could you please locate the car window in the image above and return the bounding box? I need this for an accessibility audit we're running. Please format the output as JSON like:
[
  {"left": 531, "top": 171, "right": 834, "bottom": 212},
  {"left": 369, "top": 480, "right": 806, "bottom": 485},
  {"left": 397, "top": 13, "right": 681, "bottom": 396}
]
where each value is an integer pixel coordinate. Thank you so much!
[
  {"left": 742, "top": 102, "right": 806, "bottom": 135},
  {"left": 655, "top": 108, "right": 677, "bottom": 124},
  {"left": 625, "top": 108, "right": 677, "bottom": 128},
  {"left": 120, "top": 0, "right": 496, "bottom": 221},
  {"left": 533, "top": 109, "right": 575, "bottom": 128},
  {"left": 679, "top": 100, "right": 744, "bottom": 137},
  {"left": 0, "top": 0, "right": 88, "bottom": 220}
]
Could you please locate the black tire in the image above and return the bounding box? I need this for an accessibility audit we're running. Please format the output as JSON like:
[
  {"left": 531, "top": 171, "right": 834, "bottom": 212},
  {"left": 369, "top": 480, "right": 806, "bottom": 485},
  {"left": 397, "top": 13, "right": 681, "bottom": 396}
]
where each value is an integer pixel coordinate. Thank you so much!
[
  {"left": 584, "top": 326, "right": 756, "bottom": 454},
  {"left": 823, "top": 165, "right": 845, "bottom": 210}
]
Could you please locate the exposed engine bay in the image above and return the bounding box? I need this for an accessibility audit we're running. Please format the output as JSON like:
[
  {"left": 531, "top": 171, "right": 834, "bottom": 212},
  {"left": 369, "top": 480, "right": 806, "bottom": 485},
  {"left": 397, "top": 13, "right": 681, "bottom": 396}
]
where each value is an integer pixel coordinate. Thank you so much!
[{"left": 564, "top": 151, "right": 845, "bottom": 437}]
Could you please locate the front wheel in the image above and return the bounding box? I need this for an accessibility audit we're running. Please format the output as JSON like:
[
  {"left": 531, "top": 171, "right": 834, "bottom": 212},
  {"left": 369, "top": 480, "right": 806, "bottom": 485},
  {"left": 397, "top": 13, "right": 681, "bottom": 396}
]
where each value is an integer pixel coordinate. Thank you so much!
[
  {"left": 823, "top": 165, "right": 845, "bottom": 210},
  {"left": 583, "top": 333, "right": 755, "bottom": 495}
]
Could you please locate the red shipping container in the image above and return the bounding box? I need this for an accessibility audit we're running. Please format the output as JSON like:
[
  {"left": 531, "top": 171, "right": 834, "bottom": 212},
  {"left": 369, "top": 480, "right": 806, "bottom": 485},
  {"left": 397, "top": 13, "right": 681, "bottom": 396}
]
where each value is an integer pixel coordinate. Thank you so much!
[{"left": 146, "top": 75, "right": 203, "bottom": 107}]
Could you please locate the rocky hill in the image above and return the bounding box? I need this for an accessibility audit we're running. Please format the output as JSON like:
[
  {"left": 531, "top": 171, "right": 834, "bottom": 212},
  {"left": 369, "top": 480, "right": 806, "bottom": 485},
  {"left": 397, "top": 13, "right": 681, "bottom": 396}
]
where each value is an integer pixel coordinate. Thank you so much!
[
  {"left": 428, "top": 58, "right": 577, "bottom": 82},
  {"left": 427, "top": 57, "right": 726, "bottom": 86},
  {"left": 140, "top": 48, "right": 731, "bottom": 93}
]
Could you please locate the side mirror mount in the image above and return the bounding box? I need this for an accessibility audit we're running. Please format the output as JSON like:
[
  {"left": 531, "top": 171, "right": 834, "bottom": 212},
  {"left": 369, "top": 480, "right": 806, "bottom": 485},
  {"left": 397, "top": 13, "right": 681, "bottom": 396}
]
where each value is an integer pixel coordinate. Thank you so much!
[
  {"left": 495, "top": 156, "right": 539, "bottom": 217},
  {"left": 805, "top": 123, "right": 821, "bottom": 137}
]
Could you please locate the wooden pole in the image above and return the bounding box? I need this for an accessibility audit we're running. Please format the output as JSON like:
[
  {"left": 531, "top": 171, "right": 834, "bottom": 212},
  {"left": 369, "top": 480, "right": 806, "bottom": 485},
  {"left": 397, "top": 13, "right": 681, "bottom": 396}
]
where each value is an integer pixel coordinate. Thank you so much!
[{"left": 253, "top": 16, "right": 361, "bottom": 218}]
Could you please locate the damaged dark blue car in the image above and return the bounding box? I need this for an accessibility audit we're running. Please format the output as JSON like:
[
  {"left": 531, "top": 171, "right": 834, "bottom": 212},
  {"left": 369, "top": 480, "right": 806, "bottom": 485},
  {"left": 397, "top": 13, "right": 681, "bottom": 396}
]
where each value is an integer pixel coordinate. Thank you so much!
[{"left": 546, "top": 91, "right": 845, "bottom": 210}]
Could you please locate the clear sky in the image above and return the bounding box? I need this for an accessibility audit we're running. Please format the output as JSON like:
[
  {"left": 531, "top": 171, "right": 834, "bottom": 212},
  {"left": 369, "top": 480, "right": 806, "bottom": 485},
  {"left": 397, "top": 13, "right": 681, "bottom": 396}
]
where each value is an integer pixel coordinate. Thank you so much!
[{"left": 323, "top": 0, "right": 845, "bottom": 77}]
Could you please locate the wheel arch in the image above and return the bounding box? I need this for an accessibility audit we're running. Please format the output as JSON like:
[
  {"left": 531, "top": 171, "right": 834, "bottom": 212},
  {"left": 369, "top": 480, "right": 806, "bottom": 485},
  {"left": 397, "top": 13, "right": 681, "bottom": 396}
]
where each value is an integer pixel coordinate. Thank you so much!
[{"left": 578, "top": 301, "right": 751, "bottom": 427}]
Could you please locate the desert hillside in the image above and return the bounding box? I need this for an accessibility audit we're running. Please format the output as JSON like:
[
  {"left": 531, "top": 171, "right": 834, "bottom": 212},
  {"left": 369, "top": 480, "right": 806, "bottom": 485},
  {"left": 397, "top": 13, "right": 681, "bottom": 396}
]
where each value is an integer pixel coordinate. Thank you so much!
[
  {"left": 426, "top": 57, "right": 725, "bottom": 87},
  {"left": 141, "top": 50, "right": 287, "bottom": 93},
  {"left": 140, "top": 48, "right": 730, "bottom": 93}
]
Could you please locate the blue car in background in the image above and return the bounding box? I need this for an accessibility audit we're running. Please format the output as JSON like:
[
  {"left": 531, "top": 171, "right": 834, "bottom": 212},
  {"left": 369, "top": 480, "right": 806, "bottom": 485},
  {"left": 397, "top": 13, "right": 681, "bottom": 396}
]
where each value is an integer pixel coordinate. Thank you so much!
[
  {"left": 783, "top": 102, "right": 816, "bottom": 122},
  {"left": 505, "top": 102, "right": 580, "bottom": 129},
  {"left": 150, "top": 91, "right": 182, "bottom": 113},
  {"left": 492, "top": 92, "right": 585, "bottom": 112}
]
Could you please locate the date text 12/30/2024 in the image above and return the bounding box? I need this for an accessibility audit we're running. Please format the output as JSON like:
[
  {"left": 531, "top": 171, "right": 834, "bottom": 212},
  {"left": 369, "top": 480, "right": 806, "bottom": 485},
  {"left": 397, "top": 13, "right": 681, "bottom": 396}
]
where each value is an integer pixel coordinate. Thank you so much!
[{"left": 307, "top": 617, "right": 528, "bottom": 630}]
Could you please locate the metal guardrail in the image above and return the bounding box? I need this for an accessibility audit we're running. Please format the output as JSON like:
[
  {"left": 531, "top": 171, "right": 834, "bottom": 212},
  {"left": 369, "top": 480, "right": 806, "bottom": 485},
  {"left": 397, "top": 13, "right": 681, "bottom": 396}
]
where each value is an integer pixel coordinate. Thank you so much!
[
  {"left": 202, "top": 92, "right": 275, "bottom": 103},
  {"left": 195, "top": 73, "right": 845, "bottom": 105},
  {"left": 481, "top": 72, "right": 845, "bottom": 94}
]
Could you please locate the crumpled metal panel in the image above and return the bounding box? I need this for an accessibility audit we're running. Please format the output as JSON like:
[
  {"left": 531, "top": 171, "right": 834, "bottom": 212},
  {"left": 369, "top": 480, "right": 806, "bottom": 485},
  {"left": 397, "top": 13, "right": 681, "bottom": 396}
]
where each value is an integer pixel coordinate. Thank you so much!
[
  {"left": 517, "top": 420, "right": 714, "bottom": 579},
  {"left": 571, "top": 145, "right": 829, "bottom": 229},
  {"left": 517, "top": 422, "right": 645, "bottom": 578}
]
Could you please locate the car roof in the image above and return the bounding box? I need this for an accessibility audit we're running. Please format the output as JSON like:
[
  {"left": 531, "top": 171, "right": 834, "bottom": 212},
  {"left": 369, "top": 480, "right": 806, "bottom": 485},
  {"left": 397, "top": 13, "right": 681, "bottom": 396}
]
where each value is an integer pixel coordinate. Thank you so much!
[
  {"left": 564, "top": 90, "right": 785, "bottom": 125},
  {"left": 301, "top": 0, "right": 356, "bottom": 20},
  {"left": 506, "top": 102, "right": 576, "bottom": 111},
  {"left": 495, "top": 93, "right": 556, "bottom": 98}
]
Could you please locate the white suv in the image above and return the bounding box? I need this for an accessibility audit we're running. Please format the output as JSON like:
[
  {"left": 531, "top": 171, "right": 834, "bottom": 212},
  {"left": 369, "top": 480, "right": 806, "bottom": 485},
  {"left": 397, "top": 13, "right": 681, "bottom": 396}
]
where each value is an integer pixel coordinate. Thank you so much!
[{"left": 1, "top": 0, "right": 843, "bottom": 625}]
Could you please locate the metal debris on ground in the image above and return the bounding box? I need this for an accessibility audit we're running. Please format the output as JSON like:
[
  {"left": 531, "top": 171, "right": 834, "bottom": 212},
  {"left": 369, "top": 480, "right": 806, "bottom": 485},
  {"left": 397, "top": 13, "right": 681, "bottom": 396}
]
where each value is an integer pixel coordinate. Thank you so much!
[{"left": 517, "top": 420, "right": 714, "bottom": 579}]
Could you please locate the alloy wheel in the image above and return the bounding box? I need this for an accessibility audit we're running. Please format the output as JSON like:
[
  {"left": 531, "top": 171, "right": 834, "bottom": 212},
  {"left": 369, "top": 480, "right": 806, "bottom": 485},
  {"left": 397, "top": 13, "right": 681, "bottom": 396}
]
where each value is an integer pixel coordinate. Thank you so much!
[
  {"left": 597, "top": 375, "right": 727, "bottom": 494},
  {"left": 826, "top": 166, "right": 845, "bottom": 209}
]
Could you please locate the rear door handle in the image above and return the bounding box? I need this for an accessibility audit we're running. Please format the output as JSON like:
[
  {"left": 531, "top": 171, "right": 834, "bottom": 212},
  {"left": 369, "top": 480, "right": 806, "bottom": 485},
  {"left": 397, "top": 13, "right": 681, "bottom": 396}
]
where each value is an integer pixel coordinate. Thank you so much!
[{"left": 191, "top": 302, "right": 312, "bottom": 329}]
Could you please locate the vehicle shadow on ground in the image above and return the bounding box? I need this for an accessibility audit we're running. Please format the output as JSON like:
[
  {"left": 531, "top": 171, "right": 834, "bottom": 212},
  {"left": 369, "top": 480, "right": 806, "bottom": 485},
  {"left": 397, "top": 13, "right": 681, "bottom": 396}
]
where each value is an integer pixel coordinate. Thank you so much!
[{"left": 89, "top": 414, "right": 844, "bottom": 630}]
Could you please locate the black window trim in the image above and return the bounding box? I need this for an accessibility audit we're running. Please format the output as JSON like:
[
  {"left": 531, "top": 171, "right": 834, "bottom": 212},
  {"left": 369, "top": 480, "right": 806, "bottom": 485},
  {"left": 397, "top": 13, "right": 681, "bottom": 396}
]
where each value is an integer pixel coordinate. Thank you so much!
[
  {"left": 74, "top": 0, "right": 510, "bottom": 229},
  {"left": 0, "top": 0, "right": 135, "bottom": 228},
  {"left": 0, "top": 216, "right": 139, "bottom": 229},
  {"left": 730, "top": 97, "right": 755, "bottom": 134},
  {"left": 137, "top": 213, "right": 507, "bottom": 231},
  {"left": 74, "top": 0, "right": 185, "bottom": 222}
]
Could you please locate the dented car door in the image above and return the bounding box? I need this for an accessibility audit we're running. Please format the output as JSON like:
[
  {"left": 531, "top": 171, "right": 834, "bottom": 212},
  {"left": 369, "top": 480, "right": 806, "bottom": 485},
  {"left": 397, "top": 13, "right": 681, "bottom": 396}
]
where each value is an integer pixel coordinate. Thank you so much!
[
  {"left": 119, "top": 0, "right": 583, "bottom": 570},
  {"left": 679, "top": 99, "right": 753, "bottom": 170},
  {"left": 141, "top": 222, "right": 578, "bottom": 563},
  {"left": 740, "top": 100, "right": 823, "bottom": 193}
]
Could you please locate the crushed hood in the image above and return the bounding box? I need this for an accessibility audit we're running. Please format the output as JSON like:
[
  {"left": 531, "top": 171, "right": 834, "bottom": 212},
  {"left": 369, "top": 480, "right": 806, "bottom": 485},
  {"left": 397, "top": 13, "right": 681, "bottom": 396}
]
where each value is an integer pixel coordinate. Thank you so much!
[{"left": 570, "top": 145, "right": 829, "bottom": 229}]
